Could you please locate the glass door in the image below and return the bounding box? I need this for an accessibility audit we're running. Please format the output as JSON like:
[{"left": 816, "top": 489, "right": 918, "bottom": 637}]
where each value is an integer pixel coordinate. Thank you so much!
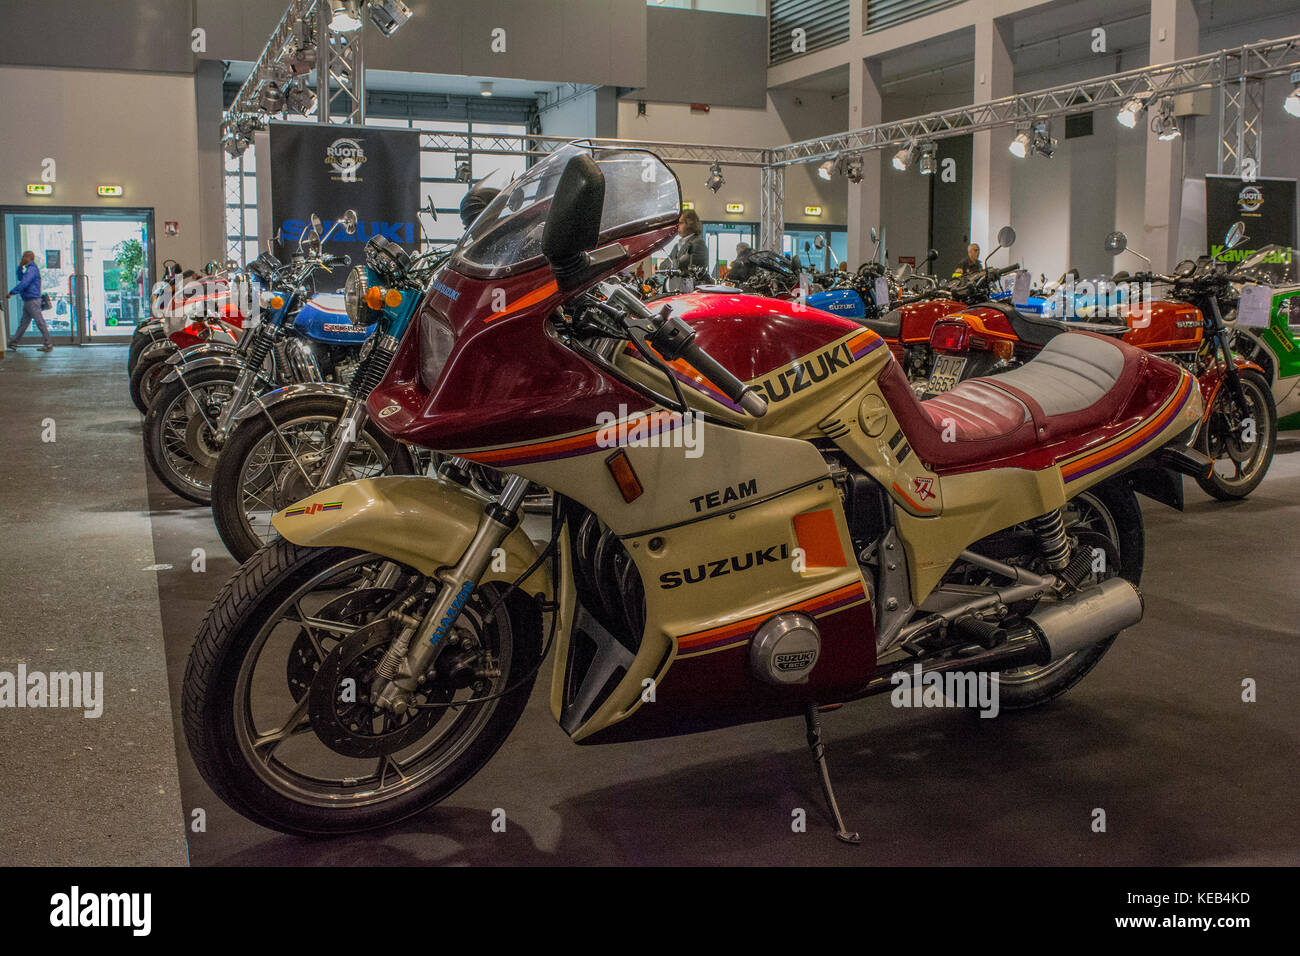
[
  {"left": 702, "top": 222, "right": 757, "bottom": 279},
  {"left": 2, "top": 207, "right": 152, "bottom": 345},
  {"left": 79, "top": 211, "right": 151, "bottom": 341},
  {"left": 4, "top": 212, "right": 78, "bottom": 345}
]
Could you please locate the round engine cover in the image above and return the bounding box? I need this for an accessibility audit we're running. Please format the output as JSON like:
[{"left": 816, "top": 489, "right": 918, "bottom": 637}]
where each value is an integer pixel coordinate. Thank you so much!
[{"left": 750, "top": 612, "right": 820, "bottom": 685}]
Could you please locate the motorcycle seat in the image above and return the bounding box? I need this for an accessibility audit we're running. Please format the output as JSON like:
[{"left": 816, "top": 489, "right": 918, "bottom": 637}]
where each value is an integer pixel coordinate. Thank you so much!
[
  {"left": 862, "top": 308, "right": 901, "bottom": 339},
  {"left": 879, "top": 331, "right": 1158, "bottom": 471},
  {"left": 981, "top": 299, "right": 1127, "bottom": 345}
]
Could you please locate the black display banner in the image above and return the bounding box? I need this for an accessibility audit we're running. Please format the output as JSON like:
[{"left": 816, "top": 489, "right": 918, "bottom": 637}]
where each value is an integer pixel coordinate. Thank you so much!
[
  {"left": 269, "top": 123, "right": 420, "bottom": 267},
  {"left": 1206, "top": 174, "right": 1297, "bottom": 261}
]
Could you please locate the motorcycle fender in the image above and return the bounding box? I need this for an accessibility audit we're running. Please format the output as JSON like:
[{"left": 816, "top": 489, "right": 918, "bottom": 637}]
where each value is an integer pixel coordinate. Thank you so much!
[
  {"left": 160, "top": 354, "right": 247, "bottom": 385},
  {"left": 140, "top": 339, "right": 178, "bottom": 363},
  {"left": 230, "top": 381, "right": 350, "bottom": 426},
  {"left": 271, "top": 475, "right": 552, "bottom": 599},
  {"left": 1199, "top": 357, "right": 1265, "bottom": 423}
]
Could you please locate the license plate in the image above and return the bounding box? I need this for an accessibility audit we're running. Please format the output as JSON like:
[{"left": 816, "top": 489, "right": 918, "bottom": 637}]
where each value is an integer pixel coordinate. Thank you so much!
[{"left": 926, "top": 355, "right": 967, "bottom": 394}]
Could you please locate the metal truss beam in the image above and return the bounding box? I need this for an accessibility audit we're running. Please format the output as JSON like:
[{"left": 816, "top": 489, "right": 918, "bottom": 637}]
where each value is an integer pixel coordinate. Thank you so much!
[
  {"left": 769, "top": 33, "right": 1300, "bottom": 167},
  {"left": 1218, "top": 76, "right": 1264, "bottom": 176},
  {"left": 417, "top": 131, "right": 770, "bottom": 167},
  {"left": 759, "top": 166, "right": 784, "bottom": 253}
]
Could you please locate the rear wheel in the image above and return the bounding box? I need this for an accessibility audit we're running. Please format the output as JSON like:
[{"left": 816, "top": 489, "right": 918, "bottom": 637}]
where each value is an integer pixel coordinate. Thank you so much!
[
  {"left": 211, "top": 395, "right": 416, "bottom": 563},
  {"left": 1195, "top": 368, "right": 1277, "bottom": 501},
  {"left": 127, "top": 325, "right": 163, "bottom": 376},
  {"left": 129, "top": 348, "right": 173, "bottom": 414},
  {"left": 143, "top": 365, "right": 239, "bottom": 503},
  {"left": 182, "top": 542, "right": 541, "bottom": 835}
]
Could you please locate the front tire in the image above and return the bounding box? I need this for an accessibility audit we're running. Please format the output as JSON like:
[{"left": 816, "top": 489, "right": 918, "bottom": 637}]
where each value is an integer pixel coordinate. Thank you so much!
[
  {"left": 211, "top": 395, "right": 415, "bottom": 563},
  {"left": 129, "top": 348, "right": 173, "bottom": 414},
  {"left": 142, "top": 365, "right": 239, "bottom": 503},
  {"left": 182, "top": 541, "right": 541, "bottom": 835},
  {"left": 1195, "top": 368, "right": 1277, "bottom": 501}
]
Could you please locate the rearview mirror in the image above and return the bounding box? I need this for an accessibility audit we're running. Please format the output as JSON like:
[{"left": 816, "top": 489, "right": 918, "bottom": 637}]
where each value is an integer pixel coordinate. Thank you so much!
[
  {"left": 813, "top": 234, "right": 826, "bottom": 250},
  {"left": 1104, "top": 231, "right": 1128, "bottom": 255},
  {"left": 997, "top": 225, "right": 1016, "bottom": 248},
  {"left": 341, "top": 209, "right": 357, "bottom": 235},
  {"left": 926, "top": 249, "right": 938, "bottom": 262},
  {"left": 870, "top": 227, "right": 879, "bottom": 243},
  {"left": 542, "top": 153, "right": 606, "bottom": 290},
  {"left": 1225, "top": 220, "right": 1246, "bottom": 250}
]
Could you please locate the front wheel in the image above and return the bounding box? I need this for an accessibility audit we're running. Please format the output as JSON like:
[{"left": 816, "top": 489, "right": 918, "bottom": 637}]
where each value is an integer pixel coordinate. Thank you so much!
[
  {"left": 211, "top": 395, "right": 416, "bottom": 563},
  {"left": 142, "top": 365, "right": 240, "bottom": 503},
  {"left": 182, "top": 541, "right": 541, "bottom": 835},
  {"left": 1195, "top": 368, "right": 1277, "bottom": 501},
  {"left": 129, "top": 347, "right": 173, "bottom": 414}
]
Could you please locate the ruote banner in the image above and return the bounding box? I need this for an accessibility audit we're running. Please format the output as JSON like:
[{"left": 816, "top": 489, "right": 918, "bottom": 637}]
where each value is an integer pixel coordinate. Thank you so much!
[
  {"left": 269, "top": 123, "right": 420, "bottom": 266},
  {"left": 1206, "top": 174, "right": 1297, "bottom": 262}
]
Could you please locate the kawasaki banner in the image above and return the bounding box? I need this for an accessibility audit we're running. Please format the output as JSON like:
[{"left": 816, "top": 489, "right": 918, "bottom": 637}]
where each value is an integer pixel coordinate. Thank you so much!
[
  {"left": 1206, "top": 174, "right": 1297, "bottom": 262},
  {"left": 269, "top": 123, "right": 420, "bottom": 265}
]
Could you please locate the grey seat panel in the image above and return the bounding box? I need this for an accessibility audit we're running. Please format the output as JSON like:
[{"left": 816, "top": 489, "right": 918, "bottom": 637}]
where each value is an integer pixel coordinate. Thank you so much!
[{"left": 981, "top": 333, "right": 1125, "bottom": 416}]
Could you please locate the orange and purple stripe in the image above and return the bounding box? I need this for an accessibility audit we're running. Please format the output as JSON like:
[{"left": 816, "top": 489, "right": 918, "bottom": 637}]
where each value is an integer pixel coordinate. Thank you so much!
[
  {"left": 1062, "top": 372, "right": 1194, "bottom": 483},
  {"left": 677, "top": 580, "right": 867, "bottom": 657},
  {"left": 458, "top": 410, "right": 684, "bottom": 468}
]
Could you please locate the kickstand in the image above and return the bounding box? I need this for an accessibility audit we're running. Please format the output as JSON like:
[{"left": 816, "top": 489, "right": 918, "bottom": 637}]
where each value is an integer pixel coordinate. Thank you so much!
[{"left": 804, "top": 705, "right": 861, "bottom": 845}]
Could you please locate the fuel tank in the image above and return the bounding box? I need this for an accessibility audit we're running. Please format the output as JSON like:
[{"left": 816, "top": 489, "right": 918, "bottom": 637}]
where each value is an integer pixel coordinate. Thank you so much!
[
  {"left": 617, "top": 291, "right": 889, "bottom": 439},
  {"left": 293, "top": 292, "right": 374, "bottom": 345},
  {"left": 1121, "top": 298, "right": 1203, "bottom": 352}
]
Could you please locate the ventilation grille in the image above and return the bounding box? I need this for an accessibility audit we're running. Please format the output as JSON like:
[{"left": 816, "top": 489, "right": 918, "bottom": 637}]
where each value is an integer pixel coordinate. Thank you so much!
[
  {"left": 769, "top": 0, "right": 850, "bottom": 65},
  {"left": 865, "top": 0, "right": 964, "bottom": 34}
]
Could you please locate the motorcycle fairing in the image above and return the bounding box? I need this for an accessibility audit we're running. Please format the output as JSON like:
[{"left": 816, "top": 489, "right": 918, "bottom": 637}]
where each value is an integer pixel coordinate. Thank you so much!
[{"left": 270, "top": 475, "right": 551, "bottom": 596}]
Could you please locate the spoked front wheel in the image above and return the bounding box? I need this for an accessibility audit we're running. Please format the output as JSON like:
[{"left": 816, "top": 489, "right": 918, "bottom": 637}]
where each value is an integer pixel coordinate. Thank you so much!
[
  {"left": 1195, "top": 368, "right": 1277, "bottom": 501},
  {"left": 142, "top": 365, "right": 239, "bottom": 503},
  {"left": 210, "top": 395, "right": 415, "bottom": 563},
  {"left": 182, "top": 542, "right": 542, "bottom": 835}
]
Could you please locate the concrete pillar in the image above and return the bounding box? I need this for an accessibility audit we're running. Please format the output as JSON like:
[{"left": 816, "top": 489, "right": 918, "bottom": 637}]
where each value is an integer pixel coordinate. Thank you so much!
[
  {"left": 847, "top": 55, "right": 882, "bottom": 268},
  {"left": 194, "top": 60, "right": 226, "bottom": 266},
  {"left": 1144, "top": 0, "right": 1198, "bottom": 270},
  {"left": 970, "top": 17, "right": 1014, "bottom": 254}
]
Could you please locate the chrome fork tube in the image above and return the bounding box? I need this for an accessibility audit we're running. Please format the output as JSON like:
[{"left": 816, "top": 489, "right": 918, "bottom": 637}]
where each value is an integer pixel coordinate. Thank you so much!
[
  {"left": 373, "top": 474, "right": 532, "bottom": 713},
  {"left": 215, "top": 367, "right": 256, "bottom": 440},
  {"left": 316, "top": 399, "right": 365, "bottom": 488}
]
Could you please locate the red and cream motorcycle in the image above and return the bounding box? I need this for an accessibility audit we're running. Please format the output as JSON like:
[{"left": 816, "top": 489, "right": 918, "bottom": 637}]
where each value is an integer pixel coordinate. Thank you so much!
[{"left": 183, "top": 144, "right": 1207, "bottom": 840}]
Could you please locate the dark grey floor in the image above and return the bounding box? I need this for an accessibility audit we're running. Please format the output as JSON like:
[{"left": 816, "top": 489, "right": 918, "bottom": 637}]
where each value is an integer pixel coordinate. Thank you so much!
[
  {"left": 7, "top": 346, "right": 1299, "bottom": 866},
  {"left": 0, "top": 346, "right": 188, "bottom": 866}
]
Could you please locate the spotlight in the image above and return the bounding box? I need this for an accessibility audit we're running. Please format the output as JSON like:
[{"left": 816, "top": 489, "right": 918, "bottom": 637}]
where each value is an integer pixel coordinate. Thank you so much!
[
  {"left": 842, "top": 154, "right": 864, "bottom": 184},
  {"left": 287, "top": 41, "right": 316, "bottom": 75},
  {"left": 706, "top": 162, "right": 725, "bottom": 193},
  {"left": 918, "top": 143, "right": 937, "bottom": 175},
  {"left": 480, "top": 81, "right": 494, "bottom": 97},
  {"left": 258, "top": 80, "right": 286, "bottom": 113},
  {"left": 817, "top": 159, "right": 834, "bottom": 181},
  {"left": 285, "top": 78, "right": 317, "bottom": 114},
  {"left": 891, "top": 143, "right": 918, "bottom": 171},
  {"left": 1117, "top": 96, "right": 1146, "bottom": 128},
  {"left": 367, "top": 0, "right": 413, "bottom": 36},
  {"left": 1030, "top": 120, "right": 1056, "bottom": 158},
  {"left": 455, "top": 161, "right": 472, "bottom": 183},
  {"left": 1009, "top": 128, "right": 1030, "bottom": 159},
  {"left": 329, "top": 0, "right": 363, "bottom": 34},
  {"left": 1151, "top": 98, "right": 1180, "bottom": 141},
  {"left": 1286, "top": 70, "right": 1300, "bottom": 117}
]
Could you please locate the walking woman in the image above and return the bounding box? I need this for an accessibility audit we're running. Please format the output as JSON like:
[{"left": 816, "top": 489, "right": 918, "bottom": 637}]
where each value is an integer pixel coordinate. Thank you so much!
[
  {"left": 669, "top": 209, "right": 709, "bottom": 272},
  {"left": 8, "top": 251, "right": 53, "bottom": 351}
]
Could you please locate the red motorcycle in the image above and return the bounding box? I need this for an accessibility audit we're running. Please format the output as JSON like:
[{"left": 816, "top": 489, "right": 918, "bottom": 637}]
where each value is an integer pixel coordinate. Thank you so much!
[{"left": 183, "top": 144, "right": 1206, "bottom": 839}]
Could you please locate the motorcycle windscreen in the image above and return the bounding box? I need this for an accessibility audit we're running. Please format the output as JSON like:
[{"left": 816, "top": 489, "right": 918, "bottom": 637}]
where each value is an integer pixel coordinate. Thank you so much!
[
  {"left": 1231, "top": 245, "right": 1299, "bottom": 286},
  {"left": 451, "top": 143, "right": 681, "bottom": 281}
]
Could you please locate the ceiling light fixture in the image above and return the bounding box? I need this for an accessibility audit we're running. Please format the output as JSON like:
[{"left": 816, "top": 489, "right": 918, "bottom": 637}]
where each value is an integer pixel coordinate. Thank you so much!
[
  {"left": 817, "top": 159, "right": 835, "bottom": 181},
  {"left": 1009, "top": 128, "right": 1031, "bottom": 159},
  {"left": 918, "top": 143, "right": 937, "bottom": 175},
  {"left": 285, "top": 78, "right": 317, "bottom": 114},
  {"left": 480, "top": 81, "right": 494, "bottom": 97},
  {"left": 1030, "top": 119, "right": 1056, "bottom": 158},
  {"left": 1151, "top": 98, "right": 1180, "bottom": 141},
  {"left": 841, "top": 154, "right": 864, "bottom": 184},
  {"left": 329, "top": 0, "right": 364, "bottom": 34},
  {"left": 891, "top": 143, "right": 918, "bottom": 171},
  {"left": 367, "top": 0, "right": 413, "bottom": 36},
  {"left": 1117, "top": 96, "right": 1146, "bottom": 128},
  {"left": 706, "top": 162, "right": 725, "bottom": 193},
  {"left": 1286, "top": 70, "right": 1300, "bottom": 117}
]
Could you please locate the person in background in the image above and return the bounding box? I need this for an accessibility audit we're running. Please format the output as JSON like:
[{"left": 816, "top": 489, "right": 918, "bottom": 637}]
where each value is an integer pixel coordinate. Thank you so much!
[
  {"left": 668, "top": 209, "right": 708, "bottom": 272},
  {"left": 725, "top": 241, "right": 754, "bottom": 284},
  {"left": 952, "top": 243, "right": 982, "bottom": 278},
  {"left": 837, "top": 261, "right": 849, "bottom": 273},
  {"left": 7, "top": 251, "right": 52, "bottom": 352}
]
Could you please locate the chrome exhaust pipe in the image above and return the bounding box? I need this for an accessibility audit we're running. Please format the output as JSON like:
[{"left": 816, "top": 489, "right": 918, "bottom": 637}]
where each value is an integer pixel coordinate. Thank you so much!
[
  {"left": 1027, "top": 576, "right": 1144, "bottom": 661},
  {"left": 860, "top": 576, "right": 1143, "bottom": 697}
]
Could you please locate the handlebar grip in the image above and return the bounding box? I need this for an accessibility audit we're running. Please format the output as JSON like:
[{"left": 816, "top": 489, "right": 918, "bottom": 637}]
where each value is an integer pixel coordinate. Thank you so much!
[
  {"left": 647, "top": 314, "right": 767, "bottom": 418},
  {"left": 324, "top": 254, "right": 350, "bottom": 267},
  {"left": 998, "top": 262, "right": 1021, "bottom": 277}
]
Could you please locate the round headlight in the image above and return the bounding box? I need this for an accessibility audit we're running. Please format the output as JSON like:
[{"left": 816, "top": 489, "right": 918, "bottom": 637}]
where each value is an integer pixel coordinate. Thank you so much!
[{"left": 344, "top": 265, "right": 369, "bottom": 327}]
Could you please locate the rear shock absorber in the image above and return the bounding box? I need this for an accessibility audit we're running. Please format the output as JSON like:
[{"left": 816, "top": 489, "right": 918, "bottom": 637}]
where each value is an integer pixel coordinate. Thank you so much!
[{"left": 1028, "top": 509, "right": 1071, "bottom": 571}]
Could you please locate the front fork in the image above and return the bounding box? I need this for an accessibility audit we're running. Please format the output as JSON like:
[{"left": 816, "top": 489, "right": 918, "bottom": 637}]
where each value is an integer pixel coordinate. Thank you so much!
[
  {"left": 316, "top": 398, "right": 367, "bottom": 489},
  {"left": 213, "top": 365, "right": 257, "bottom": 441},
  {"left": 372, "top": 472, "right": 532, "bottom": 714}
]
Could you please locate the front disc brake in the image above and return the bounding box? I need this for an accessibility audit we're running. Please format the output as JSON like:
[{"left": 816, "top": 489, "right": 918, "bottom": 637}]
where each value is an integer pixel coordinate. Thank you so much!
[{"left": 285, "top": 588, "right": 399, "bottom": 701}]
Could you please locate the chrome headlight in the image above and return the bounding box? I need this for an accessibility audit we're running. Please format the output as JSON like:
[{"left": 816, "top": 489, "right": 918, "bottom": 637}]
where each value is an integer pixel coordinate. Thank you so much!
[{"left": 344, "top": 265, "right": 369, "bottom": 327}]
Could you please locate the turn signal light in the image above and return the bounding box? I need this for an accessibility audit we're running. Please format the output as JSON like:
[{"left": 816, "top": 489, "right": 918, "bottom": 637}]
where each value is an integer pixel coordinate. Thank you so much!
[
  {"left": 992, "top": 339, "right": 1015, "bottom": 361},
  {"left": 929, "top": 320, "right": 971, "bottom": 353},
  {"left": 605, "top": 449, "right": 644, "bottom": 503},
  {"left": 384, "top": 288, "right": 403, "bottom": 308},
  {"left": 365, "top": 286, "right": 385, "bottom": 310},
  {"left": 269, "top": 295, "right": 285, "bottom": 310}
]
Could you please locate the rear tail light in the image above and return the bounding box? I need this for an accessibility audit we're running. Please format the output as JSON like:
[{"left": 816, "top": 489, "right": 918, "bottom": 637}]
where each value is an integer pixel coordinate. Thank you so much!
[{"left": 929, "top": 320, "right": 971, "bottom": 353}]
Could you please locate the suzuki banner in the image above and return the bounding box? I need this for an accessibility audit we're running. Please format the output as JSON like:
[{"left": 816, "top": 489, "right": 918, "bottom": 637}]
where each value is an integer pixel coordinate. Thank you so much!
[
  {"left": 269, "top": 123, "right": 420, "bottom": 267},
  {"left": 1206, "top": 174, "right": 1297, "bottom": 262}
]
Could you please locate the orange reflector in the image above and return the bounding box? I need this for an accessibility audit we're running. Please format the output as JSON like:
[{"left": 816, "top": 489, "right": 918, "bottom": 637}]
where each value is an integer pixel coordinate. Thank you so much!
[
  {"left": 365, "top": 286, "right": 384, "bottom": 310},
  {"left": 384, "top": 288, "right": 403, "bottom": 308},
  {"left": 993, "top": 339, "right": 1015, "bottom": 361},
  {"left": 269, "top": 295, "right": 285, "bottom": 310},
  {"left": 792, "top": 508, "right": 846, "bottom": 568},
  {"left": 605, "top": 449, "right": 643, "bottom": 503}
]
